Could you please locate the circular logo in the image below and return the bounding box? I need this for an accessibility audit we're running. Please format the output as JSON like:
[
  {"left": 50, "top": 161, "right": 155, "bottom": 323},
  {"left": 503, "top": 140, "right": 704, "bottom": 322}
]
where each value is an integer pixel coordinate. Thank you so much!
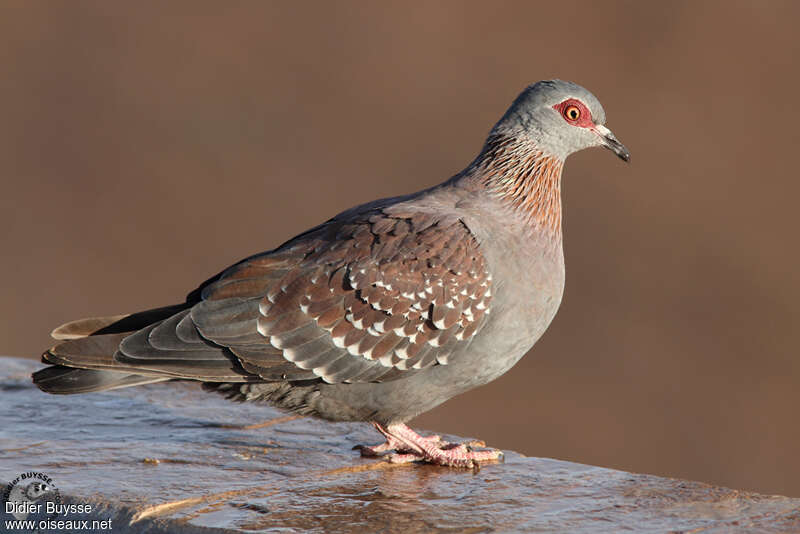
[{"left": 3, "top": 472, "right": 62, "bottom": 522}]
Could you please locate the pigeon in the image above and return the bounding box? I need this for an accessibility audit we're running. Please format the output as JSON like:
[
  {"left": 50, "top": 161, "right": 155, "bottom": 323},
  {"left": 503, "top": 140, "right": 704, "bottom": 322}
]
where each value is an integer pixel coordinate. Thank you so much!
[{"left": 33, "top": 80, "right": 629, "bottom": 468}]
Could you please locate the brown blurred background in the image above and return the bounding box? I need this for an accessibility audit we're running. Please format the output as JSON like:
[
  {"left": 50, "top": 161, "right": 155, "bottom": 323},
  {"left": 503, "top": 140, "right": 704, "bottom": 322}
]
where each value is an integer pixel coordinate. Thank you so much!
[{"left": 1, "top": 1, "right": 798, "bottom": 496}]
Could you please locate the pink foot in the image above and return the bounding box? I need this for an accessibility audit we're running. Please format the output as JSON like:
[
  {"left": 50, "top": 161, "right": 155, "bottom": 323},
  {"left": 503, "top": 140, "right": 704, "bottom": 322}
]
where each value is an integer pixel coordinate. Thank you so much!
[
  {"left": 355, "top": 423, "right": 441, "bottom": 457},
  {"left": 359, "top": 422, "right": 503, "bottom": 469}
]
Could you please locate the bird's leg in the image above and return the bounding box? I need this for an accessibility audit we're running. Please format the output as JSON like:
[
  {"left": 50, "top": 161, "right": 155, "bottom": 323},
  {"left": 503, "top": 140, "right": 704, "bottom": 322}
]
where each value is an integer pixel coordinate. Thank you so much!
[
  {"left": 355, "top": 421, "right": 441, "bottom": 457},
  {"left": 359, "top": 422, "right": 503, "bottom": 468}
]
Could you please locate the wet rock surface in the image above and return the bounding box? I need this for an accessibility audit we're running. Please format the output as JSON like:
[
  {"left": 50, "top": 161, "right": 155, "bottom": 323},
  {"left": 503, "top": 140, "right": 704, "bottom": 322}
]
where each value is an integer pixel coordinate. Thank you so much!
[{"left": 1, "top": 356, "right": 799, "bottom": 533}]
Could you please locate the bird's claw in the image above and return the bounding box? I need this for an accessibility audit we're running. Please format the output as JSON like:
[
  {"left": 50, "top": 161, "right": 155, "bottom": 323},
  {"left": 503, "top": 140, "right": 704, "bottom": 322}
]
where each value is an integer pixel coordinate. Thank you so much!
[{"left": 358, "top": 423, "right": 503, "bottom": 468}]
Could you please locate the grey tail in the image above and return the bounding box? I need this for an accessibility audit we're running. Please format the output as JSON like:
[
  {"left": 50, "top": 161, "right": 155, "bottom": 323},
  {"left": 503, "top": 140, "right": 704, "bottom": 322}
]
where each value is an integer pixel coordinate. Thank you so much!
[
  {"left": 33, "top": 303, "right": 189, "bottom": 394},
  {"left": 33, "top": 366, "right": 169, "bottom": 394}
]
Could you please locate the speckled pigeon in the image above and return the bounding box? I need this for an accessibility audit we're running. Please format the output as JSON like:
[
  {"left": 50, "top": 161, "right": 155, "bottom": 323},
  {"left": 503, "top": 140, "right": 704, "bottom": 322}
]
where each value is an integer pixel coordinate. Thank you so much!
[{"left": 33, "top": 80, "right": 629, "bottom": 468}]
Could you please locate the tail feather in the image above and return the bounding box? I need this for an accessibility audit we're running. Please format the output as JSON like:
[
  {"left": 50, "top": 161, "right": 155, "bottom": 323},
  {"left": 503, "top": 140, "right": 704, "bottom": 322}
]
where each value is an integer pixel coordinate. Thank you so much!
[
  {"left": 35, "top": 331, "right": 176, "bottom": 393},
  {"left": 51, "top": 315, "right": 128, "bottom": 340},
  {"left": 45, "top": 333, "right": 130, "bottom": 368},
  {"left": 43, "top": 333, "right": 174, "bottom": 377},
  {"left": 36, "top": 304, "right": 191, "bottom": 395},
  {"left": 35, "top": 302, "right": 258, "bottom": 395},
  {"left": 51, "top": 304, "right": 190, "bottom": 340},
  {"left": 33, "top": 365, "right": 169, "bottom": 394}
]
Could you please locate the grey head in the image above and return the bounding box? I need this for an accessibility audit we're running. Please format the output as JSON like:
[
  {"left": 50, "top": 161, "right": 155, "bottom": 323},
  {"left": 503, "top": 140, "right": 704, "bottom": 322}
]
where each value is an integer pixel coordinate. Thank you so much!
[{"left": 492, "top": 79, "right": 629, "bottom": 162}]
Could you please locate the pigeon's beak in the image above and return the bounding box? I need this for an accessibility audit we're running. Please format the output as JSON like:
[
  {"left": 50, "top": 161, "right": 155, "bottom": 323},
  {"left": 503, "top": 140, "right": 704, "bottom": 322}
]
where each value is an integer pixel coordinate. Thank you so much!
[{"left": 595, "top": 124, "right": 630, "bottom": 163}]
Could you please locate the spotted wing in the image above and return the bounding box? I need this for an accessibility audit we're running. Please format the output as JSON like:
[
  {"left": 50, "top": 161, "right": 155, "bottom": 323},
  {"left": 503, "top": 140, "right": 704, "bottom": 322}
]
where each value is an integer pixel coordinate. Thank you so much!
[{"left": 194, "top": 209, "right": 493, "bottom": 384}]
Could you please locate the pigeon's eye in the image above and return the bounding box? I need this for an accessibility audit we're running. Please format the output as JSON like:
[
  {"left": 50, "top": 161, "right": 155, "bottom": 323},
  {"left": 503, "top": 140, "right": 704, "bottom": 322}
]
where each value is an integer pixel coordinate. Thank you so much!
[
  {"left": 554, "top": 99, "right": 592, "bottom": 127},
  {"left": 564, "top": 106, "right": 580, "bottom": 121}
]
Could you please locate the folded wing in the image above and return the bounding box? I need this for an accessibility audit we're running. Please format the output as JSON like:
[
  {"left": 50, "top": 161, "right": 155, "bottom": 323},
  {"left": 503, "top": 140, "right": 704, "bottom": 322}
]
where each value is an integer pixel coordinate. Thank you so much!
[{"left": 41, "top": 207, "right": 494, "bottom": 387}]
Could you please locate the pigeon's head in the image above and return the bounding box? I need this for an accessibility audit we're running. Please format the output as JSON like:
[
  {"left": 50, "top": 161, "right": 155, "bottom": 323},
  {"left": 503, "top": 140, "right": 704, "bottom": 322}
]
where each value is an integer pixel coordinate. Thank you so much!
[{"left": 494, "top": 79, "right": 629, "bottom": 163}]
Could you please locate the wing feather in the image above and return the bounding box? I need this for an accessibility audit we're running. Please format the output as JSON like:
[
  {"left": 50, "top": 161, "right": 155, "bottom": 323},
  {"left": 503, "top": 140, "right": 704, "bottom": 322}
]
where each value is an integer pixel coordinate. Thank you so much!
[{"left": 186, "top": 207, "right": 493, "bottom": 384}]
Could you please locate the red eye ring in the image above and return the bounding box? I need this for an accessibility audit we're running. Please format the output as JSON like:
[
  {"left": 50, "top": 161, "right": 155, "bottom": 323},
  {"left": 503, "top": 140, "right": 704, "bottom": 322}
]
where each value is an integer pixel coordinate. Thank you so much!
[{"left": 553, "top": 99, "right": 593, "bottom": 128}]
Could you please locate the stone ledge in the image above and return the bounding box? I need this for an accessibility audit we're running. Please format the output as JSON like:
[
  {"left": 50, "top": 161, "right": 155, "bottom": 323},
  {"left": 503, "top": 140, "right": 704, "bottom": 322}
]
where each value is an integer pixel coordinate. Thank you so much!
[{"left": 1, "top": 356, "right": 798, "bottom": 533}]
